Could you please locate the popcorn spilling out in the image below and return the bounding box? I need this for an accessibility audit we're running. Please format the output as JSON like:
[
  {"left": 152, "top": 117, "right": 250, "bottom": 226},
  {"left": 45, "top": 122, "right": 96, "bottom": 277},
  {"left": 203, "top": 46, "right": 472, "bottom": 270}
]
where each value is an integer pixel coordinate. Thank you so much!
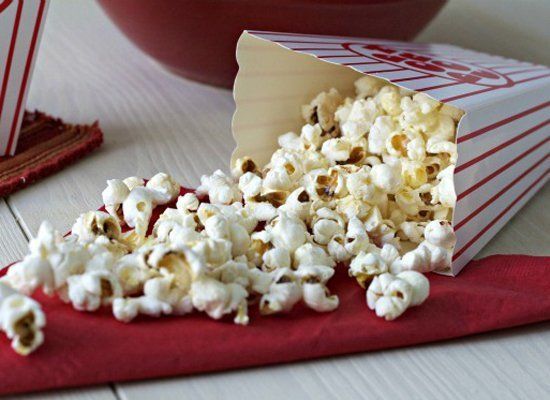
[{"left": 0, "top": 76, "right": 461, "bottom": 355}]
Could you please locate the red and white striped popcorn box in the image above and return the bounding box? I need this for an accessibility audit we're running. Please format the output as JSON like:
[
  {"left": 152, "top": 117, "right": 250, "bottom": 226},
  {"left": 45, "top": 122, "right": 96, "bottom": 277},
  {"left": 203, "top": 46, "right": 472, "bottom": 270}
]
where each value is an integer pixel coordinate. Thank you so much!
[
  {"left": 232, "top": 31, "right": 550, "bottom": 276},
  {"left": 0, "top": 0, "right": 49, "bottom": 156}
]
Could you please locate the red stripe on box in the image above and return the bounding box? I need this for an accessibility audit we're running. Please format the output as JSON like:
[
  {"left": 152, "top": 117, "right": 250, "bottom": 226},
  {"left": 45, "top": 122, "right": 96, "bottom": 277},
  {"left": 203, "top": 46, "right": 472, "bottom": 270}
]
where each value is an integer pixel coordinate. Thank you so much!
[
  {"left": 457, "top": 102, "right": 549, "bottom": 144},
  {"left": 282, "top": 40, "right": 415, "bottom": 49},
  {"left": 363, "top": 68, "right": 405, "bottom": 74},
  {"left": 507, "top": 67, "right": 549, "bottom": 76},
  {"left": 391, "top": 75, "right": 442, "bottom": 83},
  {"left": 479, "top": 63, "right": 533, "bottom": 69},
  {"left": 248, "top": 31, "right": 433, "bottom": 48},
  {"left": 290, "top": 47, "right": 346, "bottom": 51},
  {"left": 0, "top": 0, "right": 23, "bottom": 128},
  {"left": 275, "top": 40, "right": 348, "bottom": 45},
  {"left": 248, "top": 31, "right": 357, "bottom": 40},
  {"left": 415, "top": 81, "right": 462, "bottom": 91},
  {"left": 442, "top": 86, "right": 495, "bottom": 102},
  {"left": 274, "top": 39, "right": 434, "bottom": 51},
  {"left": 455, "top": 119, "right": 549, "bottom": 173},
  {"left": 343, "top": 61, "right": 381, "bottom": 66},
  {"left": 453, "top": 170, "right": 548, "bottom": 261},
  {"left": 6, "top": 0, "right": 46, "bottom": 155},
  {"left": 515, "top": 72, "right": 550, "bottom": 84},
  {"left": 317, "top": 54, "right": 361, "bottom": 59},
  {"left": 0, "top": 0, "right": 15, "bottom": 13},
  {"left": 457, "top": 137, "right": 549, "bottom": 201},
  {"left": 455, "top": 155, "right": 548, "bottom": 231}
]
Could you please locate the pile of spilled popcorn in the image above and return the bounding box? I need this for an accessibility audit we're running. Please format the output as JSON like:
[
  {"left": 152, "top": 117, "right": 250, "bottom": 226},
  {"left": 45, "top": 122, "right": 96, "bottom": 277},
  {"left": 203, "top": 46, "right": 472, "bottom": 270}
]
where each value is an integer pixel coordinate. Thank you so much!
[{"left": 0, "top": 76, "right": 462, "bottom": 355}]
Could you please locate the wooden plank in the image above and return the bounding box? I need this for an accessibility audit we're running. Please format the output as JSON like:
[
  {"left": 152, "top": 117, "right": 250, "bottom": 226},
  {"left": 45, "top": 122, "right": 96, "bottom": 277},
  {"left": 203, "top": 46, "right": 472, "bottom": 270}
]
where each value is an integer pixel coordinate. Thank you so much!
[
  {"left": 14, "top": 0, "right": 235, "bottom": 236},
  {"left": 118, "top": 322, "right": 550, "bottom": 400},
  {"left": 5, "top": 387, "right": 117, "bottom": 400},
  {"left": 0, "top": 200, "right": 28, "bottom": 266}
]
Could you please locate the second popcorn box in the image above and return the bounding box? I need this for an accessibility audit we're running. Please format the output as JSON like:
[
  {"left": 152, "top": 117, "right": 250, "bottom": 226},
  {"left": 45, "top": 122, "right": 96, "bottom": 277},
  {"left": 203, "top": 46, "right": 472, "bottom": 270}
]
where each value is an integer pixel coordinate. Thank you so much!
[
  {"left": 232, "top": 31, "right": 550, "bottom": 275},
  {"left": 0, "top": 0, "right": 49, "bottom": 156}
]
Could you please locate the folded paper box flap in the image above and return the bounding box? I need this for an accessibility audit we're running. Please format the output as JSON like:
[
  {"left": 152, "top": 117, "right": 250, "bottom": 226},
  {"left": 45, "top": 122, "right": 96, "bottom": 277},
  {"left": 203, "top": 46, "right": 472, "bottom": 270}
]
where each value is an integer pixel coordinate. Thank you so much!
[{"left": 232, "top": 31, "right": 550, "bottom": 275}]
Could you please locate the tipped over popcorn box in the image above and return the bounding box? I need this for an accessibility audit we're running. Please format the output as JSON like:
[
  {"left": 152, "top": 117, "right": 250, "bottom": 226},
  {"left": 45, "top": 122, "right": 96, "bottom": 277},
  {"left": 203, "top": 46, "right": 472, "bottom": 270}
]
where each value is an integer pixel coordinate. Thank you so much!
[
  {"left": 0, "top": 0, "right": 49, "bottom": 156},
  {"left": 232, "top": 31, "right": 550, "bottom": 275}
]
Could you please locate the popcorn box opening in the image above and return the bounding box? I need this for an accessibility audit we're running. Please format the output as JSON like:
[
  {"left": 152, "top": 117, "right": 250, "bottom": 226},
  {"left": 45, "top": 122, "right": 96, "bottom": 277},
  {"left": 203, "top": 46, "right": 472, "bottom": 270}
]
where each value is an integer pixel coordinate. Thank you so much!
[
  {"left": 232, "top": 31, "right": 550, "bottom": 276},
  {"left": 0, "top": 0, "right": 49, "bottom": 156}
]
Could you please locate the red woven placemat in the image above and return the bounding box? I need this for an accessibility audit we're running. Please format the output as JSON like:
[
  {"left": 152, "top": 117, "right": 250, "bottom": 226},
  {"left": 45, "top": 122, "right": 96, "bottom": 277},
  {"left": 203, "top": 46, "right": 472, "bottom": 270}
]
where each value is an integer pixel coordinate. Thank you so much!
[{"left": 0, "top": 111, "right": 103, "bottom": 197}]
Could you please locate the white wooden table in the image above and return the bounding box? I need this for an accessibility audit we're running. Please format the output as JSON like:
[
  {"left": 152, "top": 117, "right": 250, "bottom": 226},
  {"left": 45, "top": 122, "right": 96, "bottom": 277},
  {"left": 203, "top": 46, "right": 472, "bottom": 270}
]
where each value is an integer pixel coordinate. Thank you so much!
[{"left": 3, "top": 1, "right": 549, "bottom": 399}]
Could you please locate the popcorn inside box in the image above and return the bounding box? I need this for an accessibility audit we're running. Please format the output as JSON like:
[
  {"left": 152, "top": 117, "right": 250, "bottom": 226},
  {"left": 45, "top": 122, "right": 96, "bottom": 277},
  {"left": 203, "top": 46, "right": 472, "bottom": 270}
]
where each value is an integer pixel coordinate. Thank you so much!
[
  {"left": 2, "top": 30, "right": 549, "bottom": 357},
  {"left": 232, "top": 31, "right": 550, "bottom": 276}
]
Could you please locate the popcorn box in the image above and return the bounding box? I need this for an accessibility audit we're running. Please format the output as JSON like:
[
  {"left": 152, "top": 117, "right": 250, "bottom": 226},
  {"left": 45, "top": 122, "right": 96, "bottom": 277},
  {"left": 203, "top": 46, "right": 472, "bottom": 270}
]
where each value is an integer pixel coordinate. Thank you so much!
[
  {"left": 0, "top": 0, "right": 49, "bottom": 156},
  {"left": 232, "top": 31, "right": 550, "bottom": 276}
]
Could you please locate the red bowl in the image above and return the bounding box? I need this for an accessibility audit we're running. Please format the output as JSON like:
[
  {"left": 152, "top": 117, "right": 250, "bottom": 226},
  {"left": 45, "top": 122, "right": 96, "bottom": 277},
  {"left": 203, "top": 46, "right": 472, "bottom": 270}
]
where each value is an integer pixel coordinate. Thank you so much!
[{"left": 98, "top": 0, "right": 447, "bottom": 88}]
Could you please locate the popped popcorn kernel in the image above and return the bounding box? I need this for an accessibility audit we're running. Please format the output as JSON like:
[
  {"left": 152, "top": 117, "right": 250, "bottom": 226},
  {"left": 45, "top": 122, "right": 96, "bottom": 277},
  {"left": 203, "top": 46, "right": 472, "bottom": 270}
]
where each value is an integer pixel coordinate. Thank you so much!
[
  {"left": 122, "top": 187, "right": 155, "bottom": 237},
  {"left": 0, "top": 282, "right": 46, "bottom": 356},
  {"left": 113, "top": 296, "right": 172, "bottom": 323},
  {"left": 355, "top": 75, "right": 385, "bottom": 99},
  {"left": 72, "top": 211, "right": 122, "bottom": 243},
  {"left": 302, "top": 88, "right": 343, "bottom": 135},
  {"left": 67, "top": 270, "right": 122, "bottom": 312},
  {"left": 197, "top": 169, "right": 242, "bottom": 205},
  {"left": 146, "top": 172, "right": 181, "bottom": 205},
  {"left": 366, "top": 273, "right": 413, "bottom": 321},
  {"left": 259, "top": 269, "right": 302, "bottom": 315},
  {"left": 177, "top": 192, "right": 200, "bottom": 212},
  {"left": 102, "top": 179, "right": 130, "bottom": 221},
  {"left": 321, "top": 138, "right": 352, "bottom": 163},
  {"left": 232, "top": 156, "right": 259, "bottom": 178},
  {"left": 302, "top": 283, "right": 339, "bottom": 312},
  {"left": 2, "top": 75, "right": 464, "bottom": 350}
]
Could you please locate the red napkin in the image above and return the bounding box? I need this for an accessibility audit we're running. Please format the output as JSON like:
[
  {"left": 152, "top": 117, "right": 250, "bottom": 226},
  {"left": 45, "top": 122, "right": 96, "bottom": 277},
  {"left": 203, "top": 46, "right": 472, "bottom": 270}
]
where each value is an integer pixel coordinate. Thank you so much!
[{"left": 1, "top": 189, "right": 549, "bottom": 396}]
